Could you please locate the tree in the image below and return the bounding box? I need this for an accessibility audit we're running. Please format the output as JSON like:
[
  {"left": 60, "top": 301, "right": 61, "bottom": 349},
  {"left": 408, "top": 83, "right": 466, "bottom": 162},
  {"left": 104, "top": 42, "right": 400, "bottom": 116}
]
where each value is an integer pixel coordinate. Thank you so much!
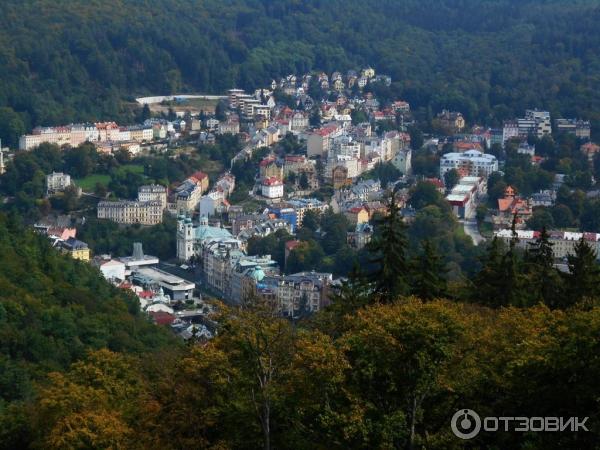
[
  {"left": 551, "top": 204, "right": 574, "bottom": 228},
  {"left": 215, "top": 100, "right": 228, "bottom": 121},
  {"left": 286, "top": 171, "right": 297, "bottom": 185},
  {"left": 339, "top": 300, "right": 468, "bottom": 449},
  {"left": 299, "top": 172, "right": 309, "bottom": 190},
  {"left": 470, "top": 237, "right": 511, "bottom": 307},
  {"left": 0, "top": 107, "right": 26, "bottom": 148},
  {"left": 31, "top": 350, "right": 147, "bottom": 450},
  {"left": 410, "top": 240, "right": 448, "bottom": 300},
  {"left": 408, "top": 126, "right": 423, "bottom": 150},
  {"left": 443, "top": 168, "right": 460, "bottom": 191},
  {"left": 563, "top": 237, "right": 600, "bottom": 306},
  {"left": 309, "top": 107, "right": 321, "bottom": 127},
  {"left": 409, "top": 181, "right": 444, "bottom": 210},
  {"left": 524, "top": 227, "right": 562, "bottom": 307},
  {"left": 527, "top": 207, "right": 555, "bottom": 230},
  {"left": 366, "top": 185, "right": 410, "bottom": 302}
]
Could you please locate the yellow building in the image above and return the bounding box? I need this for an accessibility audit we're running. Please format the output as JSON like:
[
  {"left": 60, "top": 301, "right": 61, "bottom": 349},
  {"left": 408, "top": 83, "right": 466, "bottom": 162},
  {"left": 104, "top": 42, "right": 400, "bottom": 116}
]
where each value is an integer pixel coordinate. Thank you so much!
[
  {"left": 345, "top": 206, "right": 370, "bottom": 225},
  {"left": 58, "top": 238, "right": 90, "bottom": 261}
]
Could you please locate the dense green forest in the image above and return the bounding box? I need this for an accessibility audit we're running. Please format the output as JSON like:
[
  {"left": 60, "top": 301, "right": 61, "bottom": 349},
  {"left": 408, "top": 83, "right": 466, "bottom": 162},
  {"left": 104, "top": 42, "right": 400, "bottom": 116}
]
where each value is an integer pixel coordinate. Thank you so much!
[
  {"left": 3, "top": 0, "right": 600, "bottom": 145},
  {"left": 0, "top": 213, "right": 175, "bottom": 448}
]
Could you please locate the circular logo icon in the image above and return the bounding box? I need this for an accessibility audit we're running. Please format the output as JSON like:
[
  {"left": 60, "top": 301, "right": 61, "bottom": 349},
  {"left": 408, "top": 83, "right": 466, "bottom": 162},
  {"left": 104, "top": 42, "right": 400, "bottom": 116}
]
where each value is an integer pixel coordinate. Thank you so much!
[{"left": 451, "top": 409, "right": 481, "bottom": 439}]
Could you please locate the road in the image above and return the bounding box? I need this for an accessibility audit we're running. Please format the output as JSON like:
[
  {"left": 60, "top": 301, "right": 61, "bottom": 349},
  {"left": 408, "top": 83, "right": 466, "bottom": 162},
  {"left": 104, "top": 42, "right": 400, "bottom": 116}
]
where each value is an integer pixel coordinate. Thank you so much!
[{"left": 462, "top": 218, "right": 485, "bottom": 246}]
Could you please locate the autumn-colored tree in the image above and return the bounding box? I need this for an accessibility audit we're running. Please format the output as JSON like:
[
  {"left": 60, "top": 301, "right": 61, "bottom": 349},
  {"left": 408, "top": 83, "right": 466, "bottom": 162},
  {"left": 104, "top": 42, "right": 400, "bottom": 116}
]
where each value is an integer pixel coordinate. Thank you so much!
[
  {"left": 30, "top": 349, "right": 147, "bottom": 450},
  {"left": 338, "top": 299, "right": 469, "bottom": 449}
]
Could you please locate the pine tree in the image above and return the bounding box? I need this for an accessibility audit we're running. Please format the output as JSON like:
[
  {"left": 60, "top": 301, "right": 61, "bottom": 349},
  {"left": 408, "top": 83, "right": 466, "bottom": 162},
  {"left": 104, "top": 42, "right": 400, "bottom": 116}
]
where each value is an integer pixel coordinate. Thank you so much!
[
  {"left": 563, "top": 237, "right": 600, "bottom": 306},
  {"left": 366, "top": 185, "right": 410, "bottom": 303},
  {"left": 328, "top": 264, "right": 370, "bottom": 315},
  {"left": 498, "top": 212, "right": 526, "bottom": 307},
  {"left": 524, "top": 227, "right": 562, "bottom": 307},
  {"left": 471, "top": 237, "right": 507, "bottom": 307},
  {"left": 410, "top": 240, "right": 448, "bottom": 300}
]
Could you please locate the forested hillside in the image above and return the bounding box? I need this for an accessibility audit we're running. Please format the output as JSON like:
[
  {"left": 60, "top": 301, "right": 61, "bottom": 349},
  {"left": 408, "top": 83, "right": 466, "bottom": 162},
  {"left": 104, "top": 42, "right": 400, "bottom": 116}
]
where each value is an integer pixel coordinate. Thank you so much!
[
  {"left": 2, "top": 0, "right": 600, "bottom": 145},
  {"left": 0, "top": 213, "right": 175, "bottom": 448}
]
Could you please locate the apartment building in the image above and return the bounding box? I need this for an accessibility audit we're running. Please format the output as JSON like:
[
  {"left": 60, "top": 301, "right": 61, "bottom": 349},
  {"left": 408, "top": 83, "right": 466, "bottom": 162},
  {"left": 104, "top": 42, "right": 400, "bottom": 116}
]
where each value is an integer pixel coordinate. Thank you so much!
[
  {"left": 137, "top": 185, "right": 167, "bottom": 210},
  {"left": 46, "top": 172, "right": 72, "bottom": 195},
  {"left": 439, "top": 150, "right": 498, "bottom": 178},
  {"left": 97, "top": 200, "right": 163, "bottom": 225}
]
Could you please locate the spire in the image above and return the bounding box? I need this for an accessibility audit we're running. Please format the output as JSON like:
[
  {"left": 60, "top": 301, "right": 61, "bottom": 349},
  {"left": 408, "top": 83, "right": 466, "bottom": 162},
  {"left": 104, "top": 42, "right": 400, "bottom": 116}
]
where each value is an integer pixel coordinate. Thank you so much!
[{"left": 0, "top": 139, "right": 5, "bottom": 175}]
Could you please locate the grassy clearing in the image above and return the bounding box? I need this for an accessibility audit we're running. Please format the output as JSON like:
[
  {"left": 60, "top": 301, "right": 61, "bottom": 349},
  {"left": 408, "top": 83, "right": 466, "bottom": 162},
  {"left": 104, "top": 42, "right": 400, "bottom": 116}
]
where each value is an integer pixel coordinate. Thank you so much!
[
  {"left": 115, "top": 164, "right": 145, "bottom": 176},
  {"left": 75, "top": 174, "right": 111, "bottom": 191}
]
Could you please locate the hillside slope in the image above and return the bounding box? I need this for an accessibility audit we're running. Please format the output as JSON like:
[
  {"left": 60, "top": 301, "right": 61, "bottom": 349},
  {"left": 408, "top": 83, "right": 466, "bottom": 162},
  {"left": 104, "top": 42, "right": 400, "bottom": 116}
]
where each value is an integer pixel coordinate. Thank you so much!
[
  {"left": 0, "top": 213, "right": 174, "bottom": 445},
  {"left": 1, "top": 0, "right": 600, "bottom": 143}
]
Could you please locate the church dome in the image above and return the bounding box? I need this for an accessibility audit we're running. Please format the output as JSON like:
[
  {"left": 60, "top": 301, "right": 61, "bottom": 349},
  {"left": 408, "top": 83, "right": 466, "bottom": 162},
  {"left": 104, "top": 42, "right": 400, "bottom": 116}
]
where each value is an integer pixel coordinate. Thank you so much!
[{"left": 250, "top": 265, "right": 265, "bottom": 282}]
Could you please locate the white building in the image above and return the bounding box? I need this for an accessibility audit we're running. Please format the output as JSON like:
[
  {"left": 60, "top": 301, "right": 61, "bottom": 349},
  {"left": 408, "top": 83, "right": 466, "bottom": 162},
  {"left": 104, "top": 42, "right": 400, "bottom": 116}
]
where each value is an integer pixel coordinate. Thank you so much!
[
  {"left": 138, "top": 184, "right": 168, "bottom": 210},
  {"left": 261, "top": 177, "right": 284, "bottom": 199},
  {"left": 97, "top": 200, "right": 163, "bottom": 225},
  {"left": 92, "top": 256, "right": 126, "bottom": 281},
  {"left": 439, "top": 150, "right": 498, "bottom": 178},
  {"left": 494, "top": 230, "right": 600, "bottom": 260},
  {"left": 46, "top": 172, "right": 72, "bottom": 195},
  {"left": 392, "top": 148, "right": 412, "bottom": 175},
  {"left": 525, "top": 109, "right": 552, "bottom": 137}
]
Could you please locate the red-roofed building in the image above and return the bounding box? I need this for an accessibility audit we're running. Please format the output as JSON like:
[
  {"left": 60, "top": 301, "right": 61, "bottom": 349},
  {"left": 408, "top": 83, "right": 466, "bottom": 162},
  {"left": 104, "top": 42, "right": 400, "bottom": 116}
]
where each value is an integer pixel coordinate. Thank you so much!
[
  {"left": 284, "top": 240, "right": 301, "bottom": 267},
  {"left": 425, "top": 178, "right": 445, "bottom": 193},
  {"left": 261, "top": 177, "right": 284, "bottom": 199},
  {"left": 453, "top": 141, "right": 482, "bottom": 153},
  {"left": 307, "top": 125, "right": 342, "bottom": 157},
  {"left": 345, "top": 206, "right": 370, "bottom": 225},
  {"left": 189, "top": 171, "right": 209, "bottom": 191},
  {"left": 47, "top": 227, "right": 77, "bottom": 241},
  {"left": 581, "top": 142, "right": 600, "bottom": 162},
  {"left": 148, "top": 311, "right": 175, "bottom": 326},
  {"left": 494, "top": 185, "right": 532, "bottom": 229}
]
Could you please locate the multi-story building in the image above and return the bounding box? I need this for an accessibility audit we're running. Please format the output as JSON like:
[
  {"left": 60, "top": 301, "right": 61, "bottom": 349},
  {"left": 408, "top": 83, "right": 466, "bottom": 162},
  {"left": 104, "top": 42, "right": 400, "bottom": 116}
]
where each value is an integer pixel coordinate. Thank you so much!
[
  {"left": 494, "top": 230, "right": 600, "bottom": 260},
  {"left": 260, "top": 157, "right": 284, "bottom": 179},
  {"left": 306, "top": 125, "right": 342, "bottom": 157},
  {"left": 19, "top": 124, "right": 98, "bottom": 150},
  {"left": 439, "top": 150, "right": 498, "bottom": 178},
  {"left": 437, "top": 110, "right": 466, "bottom": 132},
  {"left": 259, "top": 272, "right": 333, "bottom": 317},
  {"left": 261, "top": 177, "right": 284, "bottom": 199},
  {"left": 581, "top": 142, "right": 600, "bottom": 162},
  {"left": 331, "top": 135, "right": 361, "bottom": 159},
  {"left": 290, "top": 112, "right": 309, "bottom": 132},
  {"left": 170, "top": 171, "right": 209, "bottom": 214},
  {"left": 46, "top": 172, "right": 72, "bottom": 195},
  {"left": 525, "top": 109, "right": 552, "bottom": 137},
  {"left": 97, "top": 200, "right": 163, "bottom": 225},
  {"left": 445, "top": 176, "right": 486, "bottom": 219},
  {"left": 19, "top": 121, "right": 155, "bottom": 150},
  {"left": 392, "top": 148, "right": 412, "bottom": 175},
  {"left": 509, "top": 110, "right": 552, "bottom": 140},
  {"left": 217, "top": 119, "right": 240, "bottom": 135},
  {"left": 138, "top": 185, "right": 168, "bottom": 210},
  {"left": 326, "top": 155, "right": 361, "bottom": 180},
  {"left": 502, "top": 120, "right": 519, "bottom": 144},
  {"left": 555, "top": 118, "right": 591, "bottom": 140},
  {"left": 227, "top": 89, "right": 246, "bottom": 109},
  {"left": 286, "top": 198, "right": 329, "bottom": 227},
  {"left": 128, "top": 126, "right": 154, "bottom": 142},
  {"left": 57, "top": 238, "right": 90, "bottom": 261}
]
